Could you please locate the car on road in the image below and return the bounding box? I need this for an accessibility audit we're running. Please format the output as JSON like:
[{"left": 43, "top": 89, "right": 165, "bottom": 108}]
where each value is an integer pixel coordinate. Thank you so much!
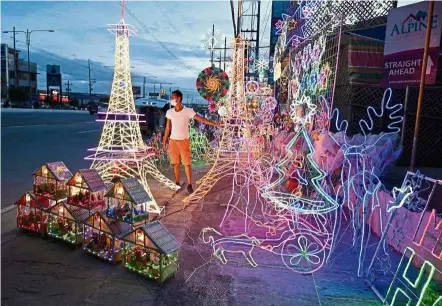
[{"left": 88, "top": 102, "right": 99, "bottom": 115}]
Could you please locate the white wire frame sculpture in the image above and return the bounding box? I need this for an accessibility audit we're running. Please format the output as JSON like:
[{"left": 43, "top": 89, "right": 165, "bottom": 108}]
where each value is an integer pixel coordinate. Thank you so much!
[{"left": 85, "top": 17, "right": 178, "bottom": 214}]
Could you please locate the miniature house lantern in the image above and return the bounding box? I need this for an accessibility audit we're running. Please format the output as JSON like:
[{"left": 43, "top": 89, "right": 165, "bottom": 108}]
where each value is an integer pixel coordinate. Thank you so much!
[
  {"left": 15, "top": 191, "right": 52, "bottom": 234},
  {"left": 47, "top": 202, "right": 89, "bottom": 245},
  {"left": 67, "top": 169, "right": 107, "bottom": 211},
  {"left": 121, "top": 221, "right": 181, "bottom": 283},
  {"left": 105, "top": 178, "right": 153, "bottom": 226},
  {"left": 82, "top": 211, "right": 131, "bottom": 263},
  {"left": 33, "top": 162, "right": 72, "bottom": 207}
]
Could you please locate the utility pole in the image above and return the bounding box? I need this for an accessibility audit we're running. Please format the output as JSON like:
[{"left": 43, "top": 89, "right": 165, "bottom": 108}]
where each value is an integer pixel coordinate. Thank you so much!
[
  {"left": 12, "top": 27, "right": 18, "bottom": 87},
  {"left": 211, "top": 24, "right": 215, "bottom": 67},
  {"left": 65, "top": 80, "right": 72, "bottom": 102},
  {"left": 3, "top": 28, "right": 54, "bottom": 104},
  {"left": 410, "top": 0, "right": 435, "bottom": 169},
  {"left": 88, "top": 59, "right": 96, "bottom": 98},
  {"left": 143, "top": 76, "right": 146, "bottom": 98}
]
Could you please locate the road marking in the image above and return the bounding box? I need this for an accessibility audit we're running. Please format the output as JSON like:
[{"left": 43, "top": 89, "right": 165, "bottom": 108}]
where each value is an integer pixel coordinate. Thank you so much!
[
  {"left": 1, "top": 205, "right": 15, "bottom": 214},
  {"left": 3, "top": 124, "right": 47, "bottom": 128},
  {"left": 78, "top": 129, "right": 101, "bottom": 134}
]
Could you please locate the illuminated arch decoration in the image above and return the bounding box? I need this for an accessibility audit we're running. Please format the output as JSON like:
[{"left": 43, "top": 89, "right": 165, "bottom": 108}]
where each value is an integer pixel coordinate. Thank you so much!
[{"left": 196, "top": 67, "right": 230, "bottom": 103}]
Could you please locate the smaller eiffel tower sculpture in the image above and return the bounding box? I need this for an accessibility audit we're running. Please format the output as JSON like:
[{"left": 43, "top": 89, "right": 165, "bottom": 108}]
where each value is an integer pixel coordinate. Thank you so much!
[
  {"left": 86, "top": 3, "right": 178, "bottom": 214},
  {"left": 183, "top": 37, "right": 257, "bottom": 206}
]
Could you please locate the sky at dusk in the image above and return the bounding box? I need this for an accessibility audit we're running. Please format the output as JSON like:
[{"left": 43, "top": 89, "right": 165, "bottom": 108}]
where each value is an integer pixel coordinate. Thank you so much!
[
  {"left": 1, "top": 0, "right": 420, "bottom": 98},
  {"left": 1, "top": 0, "right": 273, "bottom": 99}
]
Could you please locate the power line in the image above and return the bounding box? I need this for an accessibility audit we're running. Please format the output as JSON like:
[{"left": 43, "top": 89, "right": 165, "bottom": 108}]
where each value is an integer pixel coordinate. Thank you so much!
[
  {"left": 153, "top": 1, "right": 207, "bottom": 65},
  {"left": 117, "top": 0, "right": 196, "bottom": 73},
  {"left": 260, "top": 0, "right": 272, "bottom": 44}
]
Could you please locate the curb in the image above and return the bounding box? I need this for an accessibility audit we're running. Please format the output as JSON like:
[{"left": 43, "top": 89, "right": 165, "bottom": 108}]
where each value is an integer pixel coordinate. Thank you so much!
[{"left": 1, "top": 205, "right": 15, "bottom": 214}]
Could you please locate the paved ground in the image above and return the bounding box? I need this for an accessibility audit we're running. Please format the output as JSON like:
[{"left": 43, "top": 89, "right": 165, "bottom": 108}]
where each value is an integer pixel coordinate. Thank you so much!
[
  {"left": 1, "top": 168, "right": 383, "bottom": 306},
  {"left": 1, "top": 109, "right": 101, "bottom": 208},
  {"left": 2, "top": 109, "right": 439, "bottom": 305}
]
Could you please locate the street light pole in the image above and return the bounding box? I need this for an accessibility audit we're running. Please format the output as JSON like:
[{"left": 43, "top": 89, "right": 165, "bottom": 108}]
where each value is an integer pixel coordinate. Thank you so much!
[
  {"left": 13, "top": 27, "right": 18, "bottom": 87},
  {"left": 25, "top": 29, "right": 54, "bottom": 105},
  {"left": 3, "top": 28, "right": 55, "bottom": 105}
]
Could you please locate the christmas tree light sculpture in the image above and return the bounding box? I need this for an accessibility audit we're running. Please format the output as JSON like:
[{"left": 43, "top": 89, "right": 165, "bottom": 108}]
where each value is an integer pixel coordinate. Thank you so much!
[
  {"left": 85, "top": 5, "right": 178, "bottom": 214},
  {"left": 263, "top": 125, "right": 338, "bottom": 214}
]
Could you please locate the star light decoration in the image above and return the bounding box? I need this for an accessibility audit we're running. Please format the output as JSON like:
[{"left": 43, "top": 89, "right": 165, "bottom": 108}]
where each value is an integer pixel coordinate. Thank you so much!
[
  {"left": 290, "top": 95, "right": 317, "bottom": 128},
  {"left": 275, "top": 2, "right": 310, "bottom": 49}
]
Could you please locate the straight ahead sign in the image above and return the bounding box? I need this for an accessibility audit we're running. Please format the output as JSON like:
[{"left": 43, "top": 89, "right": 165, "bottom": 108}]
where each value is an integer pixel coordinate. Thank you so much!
[{"left": 382, "top": 1, "right": 442, "bottom": 87}]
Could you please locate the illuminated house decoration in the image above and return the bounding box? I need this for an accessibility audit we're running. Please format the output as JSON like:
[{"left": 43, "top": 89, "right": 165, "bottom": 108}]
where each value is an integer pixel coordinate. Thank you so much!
[
  {"left": 121, "top": 221, "right": 181, "bottom": 283},
  {"left": 15, "top": 191, "right": 51, "bottom": 235},
  {"left": 47, "top": 202, "right": 89, "bottom": 245},
  {"left": 82, "top": 211, "right": 131, "bottom": 263},
  {"left": 105, "top": 177, "right": 153, "bottom": 225},
  {"left": 33, "top": 162, "right": 72, "bottom": 207},
  {"left": 85, "top": 3, "right": 178, "bottom": 214},
  {"left": 67, "top": 169, "right": 107, "bottom": 211}
]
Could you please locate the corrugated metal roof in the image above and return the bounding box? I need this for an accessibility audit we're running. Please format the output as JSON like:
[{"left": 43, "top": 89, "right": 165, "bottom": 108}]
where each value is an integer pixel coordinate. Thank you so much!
[
  {"left": 142, "top": 221, "right": 181, "bottom": 254},
  {"left": 45, "top": 162, "right": 72, "bottom": 181},
  {"left": 78, "top": 169, "right": 107, "bottom": 192},
  {"left": 68, "top": 206, "right": 90, "bottom": 223},
  {"left": 121, "top": 177, "right": 151, "bottom": 205},
  {"left": 107, "top": 220, "right": 132, "bottom": 237}
]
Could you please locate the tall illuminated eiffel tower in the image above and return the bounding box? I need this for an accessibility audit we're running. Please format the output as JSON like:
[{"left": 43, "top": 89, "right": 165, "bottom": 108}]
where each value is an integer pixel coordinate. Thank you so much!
[
  {"left": 85, "top": 3, "right": 178, "bottom": 214},
  {"left": 183, "top": 37, "right": 257, "bottom": 206}
]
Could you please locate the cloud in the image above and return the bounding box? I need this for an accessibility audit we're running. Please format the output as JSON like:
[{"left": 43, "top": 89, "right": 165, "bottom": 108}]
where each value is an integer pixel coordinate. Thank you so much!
[{"left": 1, "top": 0, "right": 272, "bottom": 99}]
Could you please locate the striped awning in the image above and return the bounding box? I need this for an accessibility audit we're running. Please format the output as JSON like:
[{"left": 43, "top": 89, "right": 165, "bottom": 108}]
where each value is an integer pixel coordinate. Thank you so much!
[{"left": 348, "top": 33, "right": 384, "bottom": 86}]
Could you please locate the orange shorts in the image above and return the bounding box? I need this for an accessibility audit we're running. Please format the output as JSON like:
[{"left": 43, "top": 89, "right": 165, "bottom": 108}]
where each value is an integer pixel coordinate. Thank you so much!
[{"left": 169, "top": 139, "right": 191, "bottom": 166}]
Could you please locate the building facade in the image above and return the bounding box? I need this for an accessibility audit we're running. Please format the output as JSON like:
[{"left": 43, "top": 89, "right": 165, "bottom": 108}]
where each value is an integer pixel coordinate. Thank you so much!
[{"left": 1, "top": 43, "right": 38, "bottom": 102}]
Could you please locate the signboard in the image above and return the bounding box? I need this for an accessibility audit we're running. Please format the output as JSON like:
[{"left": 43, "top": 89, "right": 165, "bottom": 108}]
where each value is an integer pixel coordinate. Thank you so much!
[
  {"left": 382, "top": 2, "right": 442, "bottom": 86},
  {"left": 46, "top": 65, "right": 62, "bottom": 87},
  {"left": 132, "top": 86, "right": 141, "bottom": 95}
]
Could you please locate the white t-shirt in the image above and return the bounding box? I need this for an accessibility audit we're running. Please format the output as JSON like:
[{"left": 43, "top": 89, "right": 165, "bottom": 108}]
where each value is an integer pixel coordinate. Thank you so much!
[{"left": 166, "top": 107, "right": 196, "bottom": 140}]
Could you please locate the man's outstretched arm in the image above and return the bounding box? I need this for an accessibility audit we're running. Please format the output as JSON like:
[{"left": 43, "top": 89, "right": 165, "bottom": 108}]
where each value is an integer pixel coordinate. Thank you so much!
[{"left": 194, "top": 114, "right": 220, "bottom": 127}]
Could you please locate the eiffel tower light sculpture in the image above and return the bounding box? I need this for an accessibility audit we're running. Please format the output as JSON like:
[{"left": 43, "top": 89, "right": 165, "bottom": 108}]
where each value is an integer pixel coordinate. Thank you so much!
[
  {"left": 183, "top": 37, "right": 258, "bottom": 206},
  {"left": 85, "top": 3, "right": 178, "bottom": 214}
]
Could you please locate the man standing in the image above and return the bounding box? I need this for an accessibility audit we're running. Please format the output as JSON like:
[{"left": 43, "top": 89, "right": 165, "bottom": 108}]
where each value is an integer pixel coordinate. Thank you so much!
[{"left": 163, "top": 90, "right": 220, "bottom": 194}]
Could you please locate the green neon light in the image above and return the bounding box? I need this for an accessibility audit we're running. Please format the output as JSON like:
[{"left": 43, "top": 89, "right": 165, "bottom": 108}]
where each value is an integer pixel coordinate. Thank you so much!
[{"left": 385, "top": 246, "right": 438, "bottom": 306}]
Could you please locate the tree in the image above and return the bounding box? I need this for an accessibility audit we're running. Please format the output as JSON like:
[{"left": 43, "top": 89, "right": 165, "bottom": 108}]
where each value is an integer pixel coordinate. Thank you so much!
[{"left": 8, "top": 87, "right": 29, "bottom": 103}]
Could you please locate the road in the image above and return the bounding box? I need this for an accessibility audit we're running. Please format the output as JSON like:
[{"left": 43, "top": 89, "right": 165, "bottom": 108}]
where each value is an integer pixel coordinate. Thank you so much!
[{"left": 1, "top": 109, "right": 101, "bottom": 209}]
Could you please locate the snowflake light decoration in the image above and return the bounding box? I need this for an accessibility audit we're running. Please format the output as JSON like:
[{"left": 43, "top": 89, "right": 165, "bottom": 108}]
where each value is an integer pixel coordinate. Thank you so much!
[
  {"left": 253, "top": 58, "right": 270, "bottom": 74},
  {"left": 200, "top": 28, "right": 225, "bottom": 55}
]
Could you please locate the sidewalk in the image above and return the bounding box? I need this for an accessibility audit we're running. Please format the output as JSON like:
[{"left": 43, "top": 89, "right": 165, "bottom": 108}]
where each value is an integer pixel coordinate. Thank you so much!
[{"left": 1, "top": 167, "right": 381, "bottom": 306}]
